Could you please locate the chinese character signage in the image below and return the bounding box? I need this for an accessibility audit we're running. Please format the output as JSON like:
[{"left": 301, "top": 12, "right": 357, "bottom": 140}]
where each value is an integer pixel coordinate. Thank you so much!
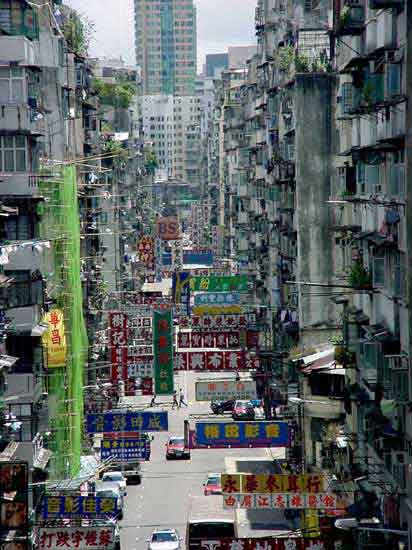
[
  {"left": 138, "top": 235, "right": 154, "bottom": 268},
  {"left": 101, "top": 438, "right": 149, "bottom": 461},
  {"left": 195, "top": 421, "right": 289, "bottom": 448},
  {"left": 192, "top": 305, "right": 243, "bottom": 315},
  {"left": 222, "top": 493, "right": 339, "bottom": 510},
  {"left": 156, "top": 216, "right": 180, "bottom": 241},
  {"left": 153, "top": 310, "right": 174, "bottom": 395},
  {"left": 195, "top": 380, "right": 257, "bottom": 401},
  {"left": 0, "top": 462, "right": 28, "bottom": 530},
  {"left": 191, "top": 538, "right": 328, "bottom": 550},
  {"left": 37, "top": 526, "right": 115, "bottom": 550},
  {"left": 41, "top": 309, "right": 67, "bottom": 368},
  {"left": 127, "top": 356, "right": 153, "bottom": 378},
  {"left": 221, "top": 474, "right": 325, "bottom": 494},
  {"left": 190, "top": 275, "right": 248, "bottom": 292},
  {"left": 178, "top": 332, "right": 241, "bottom": 349},
  {"left": 86, "top": 411, "right": 168, "bottom": 433},
  {"left": 194, "top": 292, "right": 240, "bottom": 306},
  {"left": 109, "top": 312, "right": 128, "bottom": 385},
  {"left": 178, "top": 313, "right": 257, "bottom": 331},
  {"left": 175, "top": 351, "right": 258, "bottom": 371},
  {"left": 42, "top": 496, "right": 119, "bottom": 519}
]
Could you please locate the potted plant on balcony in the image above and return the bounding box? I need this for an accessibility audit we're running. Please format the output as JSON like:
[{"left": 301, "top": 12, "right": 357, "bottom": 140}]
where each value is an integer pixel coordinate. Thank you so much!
[{"left": 348, "top": 259, "right": 372, "bottom": 289}]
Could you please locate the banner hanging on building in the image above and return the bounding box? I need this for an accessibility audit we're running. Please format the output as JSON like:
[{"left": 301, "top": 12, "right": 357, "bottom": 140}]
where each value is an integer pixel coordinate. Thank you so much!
[
  {"left": 178, "top": 313, "right": 257, "bottom": 331},
  {"left": 194, "top": 421, "right": 289, "bottom": 448},
  {"left": 0, "top": 461, "right": 29, "bottom": 530},
  {"left": 190, "top": 275, "right": 248, "bottom": 292},
  {"left": 177, "top": 332, "right": 241, "bottom": 349},
  {"left": 41, "top": 309, "right": 67, "bottom": 368},
  {"left": 195, "top": 379, "right": 257, "bottom": 401},
  {"left": 137, "top": 235, "right": 154, "bottom": 268},
  {"left": 194, "top": 292, "right": 240, "bottom": 306},
  {"left": 175, "top": 351, "right": 259, "bottom": 371},
  {"left": 153, "top": 310, "right": 174, "bottom": 395},
  {"left": 221, "top": 473, "right": 325, "bottom": 494},
  {"left": 37, "top": 527, "right": 115, "bottom": 550},
  {"left": 86, "top": 411, "right": 168, "bottom": 433}
]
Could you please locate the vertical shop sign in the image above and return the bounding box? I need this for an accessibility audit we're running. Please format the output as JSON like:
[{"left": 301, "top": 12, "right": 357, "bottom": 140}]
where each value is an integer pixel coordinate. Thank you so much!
[
  {"left": 41, "top": 309, "right": 67, "bottom": 368},
  {"left": 153, "top": 311, "right": 174, "bottom": 395},
  {"left": 109, "top": 312, "right": 128, "bottom": 385}
]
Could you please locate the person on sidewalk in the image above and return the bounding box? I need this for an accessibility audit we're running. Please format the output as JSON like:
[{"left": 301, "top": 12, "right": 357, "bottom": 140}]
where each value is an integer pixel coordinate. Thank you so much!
[
  {"left": 150, "top": 393, "right": 156, "bottom": 407},
  {"left": 179, "top": 389, "right": 188, "bottom": 407},
  {"left": 172, "top": 390, "right": 179, "bottom": 409}
]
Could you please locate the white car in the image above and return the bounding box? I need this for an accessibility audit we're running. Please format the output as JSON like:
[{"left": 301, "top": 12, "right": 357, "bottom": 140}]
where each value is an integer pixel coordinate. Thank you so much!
[
  {"left": 147, "top": 529, "right": 181, "bottom": 550},
  {"left": 102, "top": 471, "right": 127, "bottom": 495}
]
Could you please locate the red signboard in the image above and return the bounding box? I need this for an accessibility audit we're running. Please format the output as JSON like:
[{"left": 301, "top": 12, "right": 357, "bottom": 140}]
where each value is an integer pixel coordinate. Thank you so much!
[
  {"left": 189, "top": 539, "right": 329, "bottom": 550},
  {"left": 156, "top": 216, "right": 180, "bottom": 240},
  {"left": 109, "top": 312, "right": 128, "bottom": 385},
  {"left": 141, "top": 378, "right": 153, "bottom": 395},
  {"left": 175, "top": 351, "right": 258, "bottom": 371}
]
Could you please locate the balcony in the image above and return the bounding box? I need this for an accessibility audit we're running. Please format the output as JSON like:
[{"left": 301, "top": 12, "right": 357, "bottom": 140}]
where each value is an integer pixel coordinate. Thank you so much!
[
  {"left": 0, "top": 173, "right": 43, "bottom": 197},
  {"left": 337, "top": 5, "right": 365, "bottom": 35},
  {"left": 0, "top": 36, "right": 36, "bottom": 65},
  {"left": 0, "top": 105, "right": 45, "bottom": 135},
  {"left": 376, "top": 11, "right": 396, "bottom": 50},
  {"left": 4, "top": 373, "right": 43, "bottom": 404},
  {"left": 6, "top": 304, "right": 42, "bottom": 332}
]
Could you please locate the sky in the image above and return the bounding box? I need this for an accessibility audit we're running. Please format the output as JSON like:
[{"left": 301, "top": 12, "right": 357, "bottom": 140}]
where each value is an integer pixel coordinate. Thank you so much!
[{"left": 65, "top": 0, "right": 257, "bottom": 71}]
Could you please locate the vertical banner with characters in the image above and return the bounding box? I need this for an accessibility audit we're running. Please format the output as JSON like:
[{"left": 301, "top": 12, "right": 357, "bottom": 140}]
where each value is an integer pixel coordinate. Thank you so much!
[
  {"left": 109, "top": 312, "right": 128, "bottom": 386},
  {"left": 153, "top": 311, "right": 174, "bottom": 395},
  {"left": 41, "top": 309, "right": 67, "bottom": 368},
  {"left": 172, "top": 271, "right": 190, "bottom": 314}
]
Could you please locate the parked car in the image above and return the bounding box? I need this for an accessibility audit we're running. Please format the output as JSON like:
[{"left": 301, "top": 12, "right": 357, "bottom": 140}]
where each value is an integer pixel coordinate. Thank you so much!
[
  {"left": 102, "top": 471, "right": 127, "bottom": 495},
  {"left": 203, "top": 473, "right": 222, "bottom": 496},
  {"left": 146, "top": 529, "right": 182, "bottom": 550},
  {"left": 165, "top": 436, "right": 190, "bottom": 460},
  {"left": 232, "top": 400, "right": 255, "bottom": 420},
  {"left": 95, "top": 482, "right": 124, "bottom": 520},
  {"left": 210, "top": 399, "right": 235, "bottom": 415}
]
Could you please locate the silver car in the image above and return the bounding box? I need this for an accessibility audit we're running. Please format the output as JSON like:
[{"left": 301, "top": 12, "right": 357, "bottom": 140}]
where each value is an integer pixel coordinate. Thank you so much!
[{"left": 146, "top": 529, "right": 181, "bottom": 550}]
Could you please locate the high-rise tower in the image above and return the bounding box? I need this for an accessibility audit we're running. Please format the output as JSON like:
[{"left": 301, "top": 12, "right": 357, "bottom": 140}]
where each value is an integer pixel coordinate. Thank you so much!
[{"left": 134, "top": 0, "right": 197, "bottom": 95}]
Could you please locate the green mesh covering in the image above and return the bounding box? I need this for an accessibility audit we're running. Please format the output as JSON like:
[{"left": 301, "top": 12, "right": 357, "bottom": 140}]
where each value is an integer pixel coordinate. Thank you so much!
[{"left": 39, "top": 165, "right": 88, "bottom": 479}]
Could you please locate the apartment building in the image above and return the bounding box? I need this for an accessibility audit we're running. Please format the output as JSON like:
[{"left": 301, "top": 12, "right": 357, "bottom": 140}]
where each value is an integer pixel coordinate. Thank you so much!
[
  {"left": 140, "top": 94, "right": 201, "bottom": 183},
  {"left": 134, "top": 0, "right": 197, "bottom": 95},
  {"left": 209, "top": 0, "right": 411, "bottom": 543}
]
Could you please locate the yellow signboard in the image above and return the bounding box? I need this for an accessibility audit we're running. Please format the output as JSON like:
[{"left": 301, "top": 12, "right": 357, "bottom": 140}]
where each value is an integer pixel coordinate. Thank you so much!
[
  {"left": 41, "top": 309, "right": 67, "bottom": 368},
  {"left": 192, "top": 305, "right": 243, "bottom": 316},
  {"left": 221, "top": 473, "right": 325, "bottom": 494}
]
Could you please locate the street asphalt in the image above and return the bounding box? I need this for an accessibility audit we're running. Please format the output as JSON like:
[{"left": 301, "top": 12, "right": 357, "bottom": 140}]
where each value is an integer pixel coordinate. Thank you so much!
[{"left": 119, "top": 371, "right": 291, "bottom": 550}]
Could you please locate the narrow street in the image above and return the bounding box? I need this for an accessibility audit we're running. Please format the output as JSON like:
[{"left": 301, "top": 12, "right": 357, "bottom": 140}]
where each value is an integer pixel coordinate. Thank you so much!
[{"left": 120, "top": 372, "right": 288, "bottom": 550}]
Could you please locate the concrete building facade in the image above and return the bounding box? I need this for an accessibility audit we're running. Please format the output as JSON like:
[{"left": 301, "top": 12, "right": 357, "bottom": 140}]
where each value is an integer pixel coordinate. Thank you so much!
[{"left": 134, "top": 0, "right": 197, "bottom": 95}]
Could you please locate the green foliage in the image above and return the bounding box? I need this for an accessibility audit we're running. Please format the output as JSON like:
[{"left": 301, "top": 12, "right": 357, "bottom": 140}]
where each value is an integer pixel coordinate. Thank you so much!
[
  {"left": 92, "top": 78, "right": 136, "bottom": 109},
  {"left": 340, "top": 5, "right": 350, "bottom": 26},
  {"left": 348, "top": 260, "right": 372, "bottom": 289},
  {"left": 278, "top": 46, "right": 294, "bottom": 72},
  {"left": 361, "top": 81, "right": 375, "bottom": 105},
  {"left": 61, "top": 7, "right": 94, "bottom": 56},
  {"left": 145, "top": 151, "right": 158, "bottom": 174},
  {"left": 294, "top": 53, "right": 310, "bottom": 73}
]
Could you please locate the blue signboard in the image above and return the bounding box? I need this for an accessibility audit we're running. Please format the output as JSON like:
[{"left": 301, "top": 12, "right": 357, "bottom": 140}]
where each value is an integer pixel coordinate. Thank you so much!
[
  {"left": 101, "top": 438, "right": 150, "bottom": 461},
  {"left": 194, "top": 292, "right": 240, "bottom": 306},
  {"left": 42, "top": 495, "right": 119, "bottom": 519},
  {"left": 163, "top": 251, "right": 214, "bottom": 266},
  {"left": 194, "top": 421, "right": 289, "bottom": 448},
  {"left": 86, "top": 411, "right": 168, "bottom": 433}
]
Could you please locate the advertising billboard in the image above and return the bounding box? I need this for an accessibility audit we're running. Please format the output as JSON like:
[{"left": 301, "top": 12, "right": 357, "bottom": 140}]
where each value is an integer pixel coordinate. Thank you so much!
[
  {"left": 194, "top": 421, "right": 289, "bottom": 448},
  {"left": 153, "top": 310, "right": 174, "bottom": 395},
  {"left": 0, "top": 462, "right": 28, "bottom": 530},
  {"left": 192, "top": 539, "right": 328, "bottom": 550},
  {"left": 42, "top": 496, "right": 119, "bottom": 519},
  {"left": 156, "top": 216, "right": 180, "bottom": 241},
  {"left": 41, "top": 309, "right": 67, "bottom": 368},
  {"left": 37, "top": 526, "right": 115, "bottom": 550},
  {"left": 189, "top": 275, "right": 248, "bottom": 292},
  {"left": 195, "top": 380, "right": 257, "bottom": 401},
  {"left": 222, "top": 493, "right": 340, "bottom": 510},
  {"left": 221, "top": 473, "right": 325, "bottom": 494},
  {"left": 86, "top": 411, "right": 168, "bottom": 433},
  {"left": 100, "top": 438, "right": 150, "bottom": 461}
]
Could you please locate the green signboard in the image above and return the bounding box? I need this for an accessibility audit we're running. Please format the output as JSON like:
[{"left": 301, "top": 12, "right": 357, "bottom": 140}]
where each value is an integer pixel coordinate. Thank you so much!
[
  {"left": 190, "top": 275, "right": 248, "bottom": 292},
  {"left": 153, "top": 310, "right": 174, "bottom": 395}
]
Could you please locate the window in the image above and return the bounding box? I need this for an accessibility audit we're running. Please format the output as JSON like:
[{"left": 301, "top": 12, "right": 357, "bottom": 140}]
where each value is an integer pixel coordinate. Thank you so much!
[
  {"left": 0, "top": 67, "right": 25, "bottom": 103},
  {"left": 4, "top": 270, "right": 43, "bottom": 308},
  {"left": 1, "top": 212, "right": 36, "bottom": 240},
  {"left": 0, "top": 135, "right": 27, "bottom": 172},
  {"left": 372, "top": 253, "right": 385, "bottom": 288}
]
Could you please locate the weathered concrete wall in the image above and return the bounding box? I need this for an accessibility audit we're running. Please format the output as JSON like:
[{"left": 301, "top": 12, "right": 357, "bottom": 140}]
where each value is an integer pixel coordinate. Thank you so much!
[{"left": 295, "top": 73, "right": 338, "bottom": 344}]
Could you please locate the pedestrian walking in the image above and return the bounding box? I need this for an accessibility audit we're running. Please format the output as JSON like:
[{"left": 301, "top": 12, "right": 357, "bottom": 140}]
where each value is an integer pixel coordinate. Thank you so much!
[
  {"left": 150, "top": 393, "right": 156, "bottom": 407},
  {"left": 172, "top": 390, "right": 178, "bottom": 409},
  {"left": 179, "top": 389, "right": 188, "bottom": 407}
]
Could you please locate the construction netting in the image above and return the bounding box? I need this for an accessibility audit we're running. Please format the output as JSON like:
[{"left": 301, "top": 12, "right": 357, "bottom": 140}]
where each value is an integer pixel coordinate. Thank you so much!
[{"left": 39, "top": 165, "right": 88, "bottom": 480}]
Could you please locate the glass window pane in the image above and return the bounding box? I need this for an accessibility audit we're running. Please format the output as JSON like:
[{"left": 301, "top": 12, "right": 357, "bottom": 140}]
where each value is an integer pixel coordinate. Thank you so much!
[
  {"left": 0, "top": 69, "right": 10, "bottom": 78},
  {"left": 4, "top": 150, "right": 14, "bottom": 171},
  {"left": 11, "top": 80, "right": 23, "bottom": 102},
  {"left": 11, "top": 67, "right": 23, "bottom": 77},
  {"left": 15, "top": 150, "right": 26, "bottom": 171},
  {"left": 0, "top": 80, "right": 10, "bottom": 102},
  {"left": 15, "top": 136, "right": 25, "bottom": 148},
  {"left": 21, "top": 404, "right": 31, "bottom": 416},
  {"left": 4, "top": 136, "right": 14, "bottom": 148}
]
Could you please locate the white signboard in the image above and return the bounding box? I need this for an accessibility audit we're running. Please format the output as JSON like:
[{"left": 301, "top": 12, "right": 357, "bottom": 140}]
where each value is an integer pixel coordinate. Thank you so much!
[
  {"left": 128, "top": 359, "right": 153, "bottom": 378},
  {"left": 195, "top": 379, "right": 257, "bottom": 401},
  {"left": 37, "top": 526, "right": 115, "bottom": 550},
  {"left": 223, "top": 493, "right": 339, "bottom": 510}
]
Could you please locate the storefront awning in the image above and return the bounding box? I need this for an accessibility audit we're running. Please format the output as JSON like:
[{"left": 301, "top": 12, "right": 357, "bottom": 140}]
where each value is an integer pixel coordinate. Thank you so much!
[{"left": 0, "top": 355, "right": 18, "bottom": 369}]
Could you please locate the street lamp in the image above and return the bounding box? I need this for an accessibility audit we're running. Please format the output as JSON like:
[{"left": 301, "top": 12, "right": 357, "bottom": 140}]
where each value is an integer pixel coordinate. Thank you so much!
[{"left": 335, "top": 518, "right": 408, "bottom": 536}]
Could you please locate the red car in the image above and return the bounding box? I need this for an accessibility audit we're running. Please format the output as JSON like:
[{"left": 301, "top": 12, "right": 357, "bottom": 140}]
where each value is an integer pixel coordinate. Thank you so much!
[
  {"left": 203, "top": 473, "right": 221, "bottom": 495},
  {"left": 232, "top": 400, "right": 255, "bottom": 421},
  {"left": 165, "top": 436, "right": 190, "bottom": 460}
]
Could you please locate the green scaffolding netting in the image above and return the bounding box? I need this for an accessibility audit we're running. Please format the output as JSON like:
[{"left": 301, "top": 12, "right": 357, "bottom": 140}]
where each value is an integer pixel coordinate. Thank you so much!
[{"left": 39, "top": 165, "right": 88, "bottom": 480}]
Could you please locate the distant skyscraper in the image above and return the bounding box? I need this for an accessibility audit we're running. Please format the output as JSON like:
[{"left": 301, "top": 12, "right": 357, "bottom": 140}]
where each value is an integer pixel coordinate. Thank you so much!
[
  {"left": 134, "top": 0, "right": 197, "bottom": 96},
  {"left": 205, "top": 53, "right": 228, "bottom": 78}
]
